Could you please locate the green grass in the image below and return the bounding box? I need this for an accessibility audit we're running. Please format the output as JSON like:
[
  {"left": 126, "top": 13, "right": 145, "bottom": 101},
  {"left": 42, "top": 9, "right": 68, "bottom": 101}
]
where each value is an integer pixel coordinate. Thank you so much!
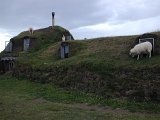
[
  {"left": 16, "top": 34, "right": 160, "bottom": 69},
  {"left": 1, "top": 27, "right": 160, "bottom": 114},
  {"left": 0, "top": 75, "right": 160, "bottom": 120},
  {"left": 8, "top": 33, "right": 160, "bottom": 103}
]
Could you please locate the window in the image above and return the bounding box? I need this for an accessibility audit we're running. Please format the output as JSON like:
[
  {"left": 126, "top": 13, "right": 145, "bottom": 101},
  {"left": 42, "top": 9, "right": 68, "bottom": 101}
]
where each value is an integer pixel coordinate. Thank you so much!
[{"left": 24, "top": 38, "right": 30, "bottom": 51}]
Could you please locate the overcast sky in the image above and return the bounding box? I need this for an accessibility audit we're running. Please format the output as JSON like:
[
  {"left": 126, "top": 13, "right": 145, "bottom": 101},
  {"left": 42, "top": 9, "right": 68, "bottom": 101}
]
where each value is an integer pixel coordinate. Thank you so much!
[{"left": 1, "top": 0, "right": 160, "bottom": 51}]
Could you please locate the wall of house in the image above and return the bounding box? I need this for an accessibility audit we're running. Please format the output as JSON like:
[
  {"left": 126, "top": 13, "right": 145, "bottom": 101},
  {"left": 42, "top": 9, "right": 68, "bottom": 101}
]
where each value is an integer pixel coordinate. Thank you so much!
[{"left": 10, "top": 37, "right": 38, "bottom": 52}]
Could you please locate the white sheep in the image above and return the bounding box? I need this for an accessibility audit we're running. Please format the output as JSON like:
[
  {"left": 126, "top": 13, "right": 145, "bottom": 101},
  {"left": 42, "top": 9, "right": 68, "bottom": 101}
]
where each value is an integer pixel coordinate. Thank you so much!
[{"left": 130, "top": 41, "right": 152, "bottom": 60}]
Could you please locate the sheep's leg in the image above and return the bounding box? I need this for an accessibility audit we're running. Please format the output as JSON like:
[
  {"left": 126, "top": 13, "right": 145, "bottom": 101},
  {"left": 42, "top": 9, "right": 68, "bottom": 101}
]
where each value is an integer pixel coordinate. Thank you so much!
[
  {"left": 137, "top": 55, "right": 139, "bottom": 60},
  {"left": 149, "top": 52, "right": 151, "bottom": 58}
]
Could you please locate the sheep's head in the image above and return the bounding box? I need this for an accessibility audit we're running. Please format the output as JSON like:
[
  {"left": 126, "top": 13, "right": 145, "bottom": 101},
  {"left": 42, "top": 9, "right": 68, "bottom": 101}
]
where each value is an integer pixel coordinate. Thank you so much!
[{"left": 129, "top": 48, "right": 137, "bottom": 57}]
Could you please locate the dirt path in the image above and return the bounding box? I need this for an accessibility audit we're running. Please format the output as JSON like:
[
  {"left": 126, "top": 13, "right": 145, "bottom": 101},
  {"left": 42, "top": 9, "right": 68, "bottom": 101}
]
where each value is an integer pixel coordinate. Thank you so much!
[{"left": 31, "top": 98, "right": 155, "bottom": 116}]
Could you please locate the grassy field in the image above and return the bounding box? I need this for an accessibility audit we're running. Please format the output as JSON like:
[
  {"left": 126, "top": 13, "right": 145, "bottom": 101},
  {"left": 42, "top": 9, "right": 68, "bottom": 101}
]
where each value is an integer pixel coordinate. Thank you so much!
[
  {"left": 0, "top": 75, "right": 160, "bottom": 120},
  {"left": 1, "top": 27, "right": 160, "bottom": 119},
  {"left": 12, "top": 35, "right": 160, "bottom": 102}
]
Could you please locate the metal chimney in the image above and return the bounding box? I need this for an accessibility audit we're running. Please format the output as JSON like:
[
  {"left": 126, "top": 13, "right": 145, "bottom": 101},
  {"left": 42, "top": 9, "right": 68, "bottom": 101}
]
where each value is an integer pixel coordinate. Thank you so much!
[{"left": 52, "top": 12, "right": 55, "bottom": 27}]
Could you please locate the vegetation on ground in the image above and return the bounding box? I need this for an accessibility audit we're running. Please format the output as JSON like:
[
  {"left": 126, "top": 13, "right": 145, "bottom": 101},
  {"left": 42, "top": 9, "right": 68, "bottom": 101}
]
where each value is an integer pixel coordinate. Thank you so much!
[
  {"left": 13, "top": 35, "right": 160, "bottom": 102},
  {"left": 0, "top": 75, "right": 160, "bottom": 120},
  {"left": 0, "top": 27, "right": 160, "bottom": 118}
]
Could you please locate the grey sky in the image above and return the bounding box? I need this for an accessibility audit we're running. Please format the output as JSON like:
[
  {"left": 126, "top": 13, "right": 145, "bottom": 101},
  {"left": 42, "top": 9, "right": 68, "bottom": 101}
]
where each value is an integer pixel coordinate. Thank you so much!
[
  {"left": 0, "top": 0, "right": 160, "bottom": 51},
  {"left": 0, "top": 0, "right": 103, "bottom": 29}
]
